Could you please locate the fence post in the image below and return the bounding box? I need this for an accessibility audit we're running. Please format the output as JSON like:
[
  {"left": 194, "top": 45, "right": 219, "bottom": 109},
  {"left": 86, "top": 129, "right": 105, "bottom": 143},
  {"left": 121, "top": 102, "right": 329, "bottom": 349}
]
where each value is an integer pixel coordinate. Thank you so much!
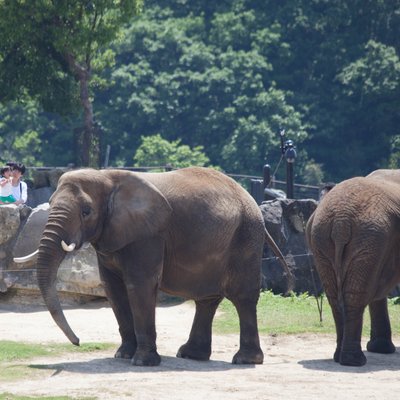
[
  {"left": 286, "top": 161, "right": 294, "bottom": 199},
  {"left": 263, "top": 164, "right": 271, "bottom": 189}
]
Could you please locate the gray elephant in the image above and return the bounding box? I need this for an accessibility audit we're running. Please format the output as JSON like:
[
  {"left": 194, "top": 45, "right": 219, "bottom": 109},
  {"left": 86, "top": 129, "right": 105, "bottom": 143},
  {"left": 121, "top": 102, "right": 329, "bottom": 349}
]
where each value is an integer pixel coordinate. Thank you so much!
[
  {"left": 15, "top": 167, "right": 290, "bottom": 366},
  {"left": 306, "top": 169, "right": 400, "bottom": 366}
]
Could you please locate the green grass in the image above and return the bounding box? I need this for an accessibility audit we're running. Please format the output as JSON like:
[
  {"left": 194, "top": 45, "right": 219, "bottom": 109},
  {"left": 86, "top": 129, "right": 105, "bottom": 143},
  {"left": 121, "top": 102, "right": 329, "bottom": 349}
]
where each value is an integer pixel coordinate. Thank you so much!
[
  {"left": 0, "top": 342, "right": 114, "bottom": 384},
  {"left": 213, "top": 290, "right": 400, "bottom": 336},
  {"left": 0, "top": 342, "right": 113, "bottom": 363},
  {"left": 0, "top": 395, "right": 95, "bottom": 400}
]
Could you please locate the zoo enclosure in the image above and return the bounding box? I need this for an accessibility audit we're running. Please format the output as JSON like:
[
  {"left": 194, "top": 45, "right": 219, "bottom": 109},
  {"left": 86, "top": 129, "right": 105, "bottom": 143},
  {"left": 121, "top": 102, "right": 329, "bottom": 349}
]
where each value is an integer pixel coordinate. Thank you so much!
[{"left": 24, "top": 165, "right": 321, "bottom": 202}]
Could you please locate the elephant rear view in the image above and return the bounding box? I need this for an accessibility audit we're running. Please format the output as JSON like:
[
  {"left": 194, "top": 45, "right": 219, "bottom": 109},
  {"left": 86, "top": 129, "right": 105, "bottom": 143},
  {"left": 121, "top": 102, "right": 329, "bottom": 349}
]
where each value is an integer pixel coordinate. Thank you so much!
[
  {"left": 306, "top": 169, "right": 400, "bottom": 366},
  {"left": 16, "top": 166, "right": 289, "bottom": 366}
]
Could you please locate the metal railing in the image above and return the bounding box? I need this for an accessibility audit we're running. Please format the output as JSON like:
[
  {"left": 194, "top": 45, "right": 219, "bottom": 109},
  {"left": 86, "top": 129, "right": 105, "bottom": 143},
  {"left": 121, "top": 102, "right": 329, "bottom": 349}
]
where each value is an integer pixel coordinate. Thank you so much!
[{"left": 24, "top": 165, "right": 321, "bottom": 201}]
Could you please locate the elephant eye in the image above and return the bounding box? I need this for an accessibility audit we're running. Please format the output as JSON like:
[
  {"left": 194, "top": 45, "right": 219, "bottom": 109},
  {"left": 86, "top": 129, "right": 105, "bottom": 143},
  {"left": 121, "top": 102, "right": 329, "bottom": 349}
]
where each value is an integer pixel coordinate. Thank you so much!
[{"left": 81, "top": 206, "right": 91, "bottom": 218}]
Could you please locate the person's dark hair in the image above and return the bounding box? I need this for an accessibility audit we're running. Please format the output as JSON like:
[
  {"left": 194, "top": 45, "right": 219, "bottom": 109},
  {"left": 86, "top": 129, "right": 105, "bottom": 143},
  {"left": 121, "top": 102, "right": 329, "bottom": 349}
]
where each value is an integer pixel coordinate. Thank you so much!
[
  {"left": 6, "top": 161, "right": 16, "bottom": 169},
  {"left": 12, "top": 162, "right": 26, "bottom": 175},
  {"left": 1, "top": 166, "right": 12, "bottom": 176}
]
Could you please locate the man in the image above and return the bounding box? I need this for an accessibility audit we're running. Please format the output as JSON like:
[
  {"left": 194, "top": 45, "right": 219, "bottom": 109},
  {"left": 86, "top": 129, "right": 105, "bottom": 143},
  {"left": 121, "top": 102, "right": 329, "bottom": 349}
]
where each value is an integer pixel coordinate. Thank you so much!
[{"left": 11, "top": 163, "right": 28, "bottom": 205}]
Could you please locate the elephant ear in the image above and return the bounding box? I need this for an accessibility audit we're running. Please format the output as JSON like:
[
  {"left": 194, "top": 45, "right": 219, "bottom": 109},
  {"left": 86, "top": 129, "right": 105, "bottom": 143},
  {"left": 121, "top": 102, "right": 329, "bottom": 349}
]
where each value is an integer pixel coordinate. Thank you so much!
[{"left": 98, "top": 174, "right": 172, "bottom": 252}]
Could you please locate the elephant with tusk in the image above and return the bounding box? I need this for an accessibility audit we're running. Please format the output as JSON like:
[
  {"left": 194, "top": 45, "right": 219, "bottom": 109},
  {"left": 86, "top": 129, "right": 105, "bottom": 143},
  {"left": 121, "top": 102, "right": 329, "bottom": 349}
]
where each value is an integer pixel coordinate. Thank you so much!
[{"left": 15, "top": 167, "right": 292, "bottom": 366}]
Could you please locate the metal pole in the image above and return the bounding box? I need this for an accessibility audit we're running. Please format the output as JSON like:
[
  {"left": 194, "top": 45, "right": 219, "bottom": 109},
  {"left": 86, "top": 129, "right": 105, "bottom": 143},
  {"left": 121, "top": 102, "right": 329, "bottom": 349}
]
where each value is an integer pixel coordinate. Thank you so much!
[
  {"left": 103, "top": 145, "right": 111, "bottom": 168},
  {"left": 283, "top": 139, "right": 296, "bottom": 199},
  {"left": 263, "top": 164, "right": 271, "bottom": 189},
  {"left": 286, "top": 161, "right": 294, "bottom": 199}
]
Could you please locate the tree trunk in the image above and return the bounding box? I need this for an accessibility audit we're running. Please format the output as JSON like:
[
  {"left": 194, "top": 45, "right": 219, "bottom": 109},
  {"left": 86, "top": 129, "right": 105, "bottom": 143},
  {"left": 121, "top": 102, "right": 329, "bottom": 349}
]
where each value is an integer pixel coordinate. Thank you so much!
[{"left": 65, "top": 52, "right": 100, "bottom": 167}]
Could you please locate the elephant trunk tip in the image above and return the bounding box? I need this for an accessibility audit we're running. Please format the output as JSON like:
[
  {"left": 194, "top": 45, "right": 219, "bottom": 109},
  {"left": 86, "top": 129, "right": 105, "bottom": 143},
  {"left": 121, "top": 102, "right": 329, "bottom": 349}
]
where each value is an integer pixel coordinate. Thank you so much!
[{"left": 67, "top": 332, "right": 80, "bottom": 346}]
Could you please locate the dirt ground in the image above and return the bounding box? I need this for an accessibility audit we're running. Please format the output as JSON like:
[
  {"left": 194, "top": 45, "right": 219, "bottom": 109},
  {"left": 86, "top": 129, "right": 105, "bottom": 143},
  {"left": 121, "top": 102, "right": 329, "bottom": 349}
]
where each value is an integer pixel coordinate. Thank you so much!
[{"left": 0, "top": 298, "right": 399, "bottom": 400}]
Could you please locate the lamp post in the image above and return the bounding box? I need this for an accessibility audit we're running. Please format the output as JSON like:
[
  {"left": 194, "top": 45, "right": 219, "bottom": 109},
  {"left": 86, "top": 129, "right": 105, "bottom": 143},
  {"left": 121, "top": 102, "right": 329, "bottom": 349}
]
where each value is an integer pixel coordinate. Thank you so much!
[
  {"left": 279, "top": 129, "right": 297, "bottom": 199},
  {"left": 284, "top": 139, "right": 296, "bottom": 198}
]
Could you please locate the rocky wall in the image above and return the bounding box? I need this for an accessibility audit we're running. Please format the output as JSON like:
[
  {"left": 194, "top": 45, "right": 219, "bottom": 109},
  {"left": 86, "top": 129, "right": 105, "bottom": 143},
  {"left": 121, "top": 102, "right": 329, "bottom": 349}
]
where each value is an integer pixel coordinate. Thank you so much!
[
  {"left": 0, "top": 197, "right": 321, "bottom": 302},
  {"left": 0, "top": 167, "right": 344, "bottom": 300},
  {"left": 0, "top": 203, "right": 104, "bottom": 298},
  {"left": 260, "top": 199, "right": 320, "bottom": 294}
]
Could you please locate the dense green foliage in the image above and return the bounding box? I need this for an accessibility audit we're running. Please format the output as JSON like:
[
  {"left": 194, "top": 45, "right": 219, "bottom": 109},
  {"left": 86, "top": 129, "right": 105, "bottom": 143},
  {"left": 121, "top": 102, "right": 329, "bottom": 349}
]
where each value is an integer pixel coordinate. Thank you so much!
[
  {"left": 1, "top": 0, "right": 400, "bottom": 183},
  {"left": 0, "top": 0, "right": 143, "bottom": 167}
]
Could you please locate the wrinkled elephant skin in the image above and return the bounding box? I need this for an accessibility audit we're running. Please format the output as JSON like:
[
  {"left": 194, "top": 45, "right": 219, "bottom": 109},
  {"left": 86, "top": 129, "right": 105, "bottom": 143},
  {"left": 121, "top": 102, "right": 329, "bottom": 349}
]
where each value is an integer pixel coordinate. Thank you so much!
[
  {"left": 306, "top": 169, "right": 400, "bottom": 366},
  {"left": 33, "top": 167, "right": 280, "bottom": 366}
]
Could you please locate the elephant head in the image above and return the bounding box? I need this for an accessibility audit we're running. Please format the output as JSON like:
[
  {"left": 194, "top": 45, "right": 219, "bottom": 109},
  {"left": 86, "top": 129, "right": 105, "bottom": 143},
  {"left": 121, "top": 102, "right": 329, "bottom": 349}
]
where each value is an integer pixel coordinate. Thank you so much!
[{"left": 22, "top": 169, "right": 172, "bottom": 345}]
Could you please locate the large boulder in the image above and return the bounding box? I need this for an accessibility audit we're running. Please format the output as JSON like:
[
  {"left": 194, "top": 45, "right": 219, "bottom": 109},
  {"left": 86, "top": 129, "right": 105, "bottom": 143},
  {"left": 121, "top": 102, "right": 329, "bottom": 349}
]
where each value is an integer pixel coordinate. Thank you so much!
[
  {"left": 0, "top": 203, "right": 104, "bottom": 298},
  {"left": 260, "top": 198, "right": 321, "bottom": 295},
  {"left": 26, "top": 187, "right": 54, "bottom": 208},
  {"left": 0, "top": 205, "right": 21, "bottom": 246},
  {"left": 13, "top": 203, "right": 49, "bottom": 262},
  {"left": 57, "top": 245, "right": 104, "bottom": 297}
]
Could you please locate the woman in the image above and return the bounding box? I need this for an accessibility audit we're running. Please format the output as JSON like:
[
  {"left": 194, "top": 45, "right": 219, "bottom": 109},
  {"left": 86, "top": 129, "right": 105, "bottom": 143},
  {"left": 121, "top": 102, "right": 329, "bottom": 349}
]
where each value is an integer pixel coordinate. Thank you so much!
[
  {"left": 0, "top": 165, "right": 16, "bottom": 204},
  {"left": 11, "top": 163, "right": 28, "bottom": 205}
]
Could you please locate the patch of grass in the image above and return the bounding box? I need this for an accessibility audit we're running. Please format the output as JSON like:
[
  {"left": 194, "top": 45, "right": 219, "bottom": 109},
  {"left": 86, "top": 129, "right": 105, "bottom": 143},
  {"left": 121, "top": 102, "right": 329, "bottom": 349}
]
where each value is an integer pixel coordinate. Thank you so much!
[
  {"left": 0, "top": 342, "right": 113, "bottom": 363},
  {"left": 0, "top": 394, "right": 95, "bottom": 400},
  {"left": 0, "top": 341, "right": 114, "bottom": 382},
  {"left": 214, "top": 290, "right": 400, "bottom": 336}
]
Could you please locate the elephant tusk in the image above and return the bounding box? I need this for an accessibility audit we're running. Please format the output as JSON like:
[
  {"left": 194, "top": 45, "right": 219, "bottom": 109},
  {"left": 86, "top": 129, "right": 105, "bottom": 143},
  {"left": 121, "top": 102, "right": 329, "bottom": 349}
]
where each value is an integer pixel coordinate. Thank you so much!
[
  {"left": 61, "top": 240, "right": 76, "bottom": 252},
  {"left": 13, "top": 249, "right": 39, "bottom": 263}
]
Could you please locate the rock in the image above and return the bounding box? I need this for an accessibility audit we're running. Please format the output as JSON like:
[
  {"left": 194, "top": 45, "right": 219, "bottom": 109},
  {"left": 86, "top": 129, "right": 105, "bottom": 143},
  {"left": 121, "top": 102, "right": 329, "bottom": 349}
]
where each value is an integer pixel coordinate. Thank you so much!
[
  {"left": 260, "top": 198, "right": 320, "bottom": 295},
  {"left": 1, "top": 202, "right": 104, "bottom": 298},
  {"left": 48, "top": 169, "right": 65, "bottom": 190},
  {"left": 27, "top": 187, "right": 54, "bottom": 208},
  {"left": 12, "top": 203, "right": 49, "bottom": 266},
  {"left": 31, "top": 169, "right": 50, "bottom": 188},
  {"left": 57, "top": 245, "right": 104, "bottom": 297},
  {"left": 0, "top": 205, "right": 21, "bottom": 245}
]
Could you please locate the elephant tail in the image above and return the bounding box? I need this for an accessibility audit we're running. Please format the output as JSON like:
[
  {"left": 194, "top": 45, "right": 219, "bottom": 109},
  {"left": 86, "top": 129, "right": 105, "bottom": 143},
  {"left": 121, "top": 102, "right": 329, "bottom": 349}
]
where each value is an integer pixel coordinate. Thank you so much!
[
  {"left": 264, "top": 227, "right": 295, "bottom": 293},
  {"left": 331, "top": 219, "right": 352, "bottom": 302}
]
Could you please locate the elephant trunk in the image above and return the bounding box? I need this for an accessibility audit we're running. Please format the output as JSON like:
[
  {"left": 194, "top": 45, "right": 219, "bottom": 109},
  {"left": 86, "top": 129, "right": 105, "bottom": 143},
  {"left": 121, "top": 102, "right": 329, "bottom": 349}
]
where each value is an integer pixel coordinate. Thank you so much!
[{"left": 36, "top": 219, "right": 80, "bottom": 346}]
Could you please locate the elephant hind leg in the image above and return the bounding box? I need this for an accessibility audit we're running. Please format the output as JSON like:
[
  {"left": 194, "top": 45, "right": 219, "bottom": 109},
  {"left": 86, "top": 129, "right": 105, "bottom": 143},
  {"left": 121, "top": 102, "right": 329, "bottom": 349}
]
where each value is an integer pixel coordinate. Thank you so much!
[
  {"left": 177, "top": 296, "right": 222, "bottom": 361},
  {"left": 367, "top": 298, "right": 395, "bottom": 354},
  {"left": 339, "top": 304, "right": 366, "bottom": 366},
  {"left": 230, "top": 295, "right": 263, "bottom": 364}
]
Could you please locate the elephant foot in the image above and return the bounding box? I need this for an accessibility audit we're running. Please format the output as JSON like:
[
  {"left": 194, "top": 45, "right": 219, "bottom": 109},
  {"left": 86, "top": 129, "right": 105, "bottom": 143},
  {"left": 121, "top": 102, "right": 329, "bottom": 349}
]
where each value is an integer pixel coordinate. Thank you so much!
[
  {"left": 232, "top": 347, "right": 264, "bottom": 365},
  {"left": 177, "top": 342, "right": 211, "bottom": 361},
  {"left": 132, "top": 349, "right": 161, "bottom": 366},
  {"left": 339, "top": 349, "right": 366, "bottom": 367},
  {"left": 367, "top": 338, "right": 396, "bottom": 354},
  {"left": 114, "top": 341, "right": 137, "bottom": 359},
  {"left": 333, "top": 347, "right": 341, "bottom": 363}
]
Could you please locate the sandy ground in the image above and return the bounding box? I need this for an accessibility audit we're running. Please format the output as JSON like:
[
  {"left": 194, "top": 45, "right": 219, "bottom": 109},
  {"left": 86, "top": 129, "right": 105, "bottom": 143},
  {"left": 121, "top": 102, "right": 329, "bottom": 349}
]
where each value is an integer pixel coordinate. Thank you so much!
[{"left": 0, "top": 299, "right": 399, "bottom": 400}]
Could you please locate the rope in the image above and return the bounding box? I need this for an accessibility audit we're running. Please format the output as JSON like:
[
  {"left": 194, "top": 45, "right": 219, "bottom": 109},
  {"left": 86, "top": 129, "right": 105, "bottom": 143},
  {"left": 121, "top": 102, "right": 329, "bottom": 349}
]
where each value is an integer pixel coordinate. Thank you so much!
[
  {"left": 262, "top": 252, "right": 312, "bottom": 262},
  {"left": 1, "top": 267, "right": 88, "bottom": 273},
  {"left": 262, "top": 213, "right": 324, "bottom": 323},
  {"left": 271, "top": 155, "right": 284, "bottom": 179}
]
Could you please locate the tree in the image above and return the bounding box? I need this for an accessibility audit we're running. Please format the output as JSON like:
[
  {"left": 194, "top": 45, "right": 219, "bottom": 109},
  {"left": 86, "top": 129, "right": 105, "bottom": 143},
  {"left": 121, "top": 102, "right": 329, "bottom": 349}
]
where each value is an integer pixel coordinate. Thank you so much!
[
  {"left": 96, "top": 4, "right": 307, "bottom": 175},
  {"left": 133, "top": 134, "right": 211, "bottom": 169},
  {"left": 0, "top": 0, "right": 143, "bottom": 167}
]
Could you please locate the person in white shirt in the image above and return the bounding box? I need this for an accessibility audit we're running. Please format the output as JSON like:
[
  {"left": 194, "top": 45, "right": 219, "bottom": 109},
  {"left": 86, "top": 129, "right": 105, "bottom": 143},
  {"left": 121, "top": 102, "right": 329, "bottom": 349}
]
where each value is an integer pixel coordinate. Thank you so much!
[
  {"left": 10, "top": 163, "right": 28, "bottom": 205},
  {"left": 0, "top": 166, "right": 16, "bottom": 203}
]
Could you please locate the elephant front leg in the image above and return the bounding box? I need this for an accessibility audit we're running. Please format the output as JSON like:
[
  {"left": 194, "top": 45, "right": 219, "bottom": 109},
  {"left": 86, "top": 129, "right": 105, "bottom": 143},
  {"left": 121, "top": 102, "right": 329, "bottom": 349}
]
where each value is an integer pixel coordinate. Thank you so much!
[
  {"left": 367, "top": 298, "right": 395, "bottom": 354},
  {"left": 177, "top": 297, "right": 222, "bottom": 361},
  {"left": 126, "top": 282, "right": 160, "bottom": 366},
  {"left": 98, "top": 263, "right": 137, "bottom": 359},
  {"left": 121, "top": 238, "right": 164, "bottom": 366}
]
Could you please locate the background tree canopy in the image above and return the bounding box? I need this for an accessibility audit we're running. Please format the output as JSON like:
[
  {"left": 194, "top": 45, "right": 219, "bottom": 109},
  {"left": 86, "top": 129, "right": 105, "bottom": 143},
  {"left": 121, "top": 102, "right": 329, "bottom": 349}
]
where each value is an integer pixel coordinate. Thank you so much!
[{"left": 1, "top": 0, "right": 400, "bottom": 184}]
